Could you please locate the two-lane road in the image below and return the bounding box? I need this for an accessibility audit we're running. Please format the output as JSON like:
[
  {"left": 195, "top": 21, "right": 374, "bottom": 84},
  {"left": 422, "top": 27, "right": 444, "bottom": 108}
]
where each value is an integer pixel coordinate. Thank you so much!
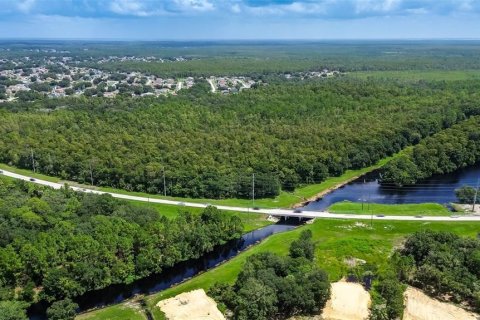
[{"left": 2, "top": 169, "right": 480, "bottom": 222}]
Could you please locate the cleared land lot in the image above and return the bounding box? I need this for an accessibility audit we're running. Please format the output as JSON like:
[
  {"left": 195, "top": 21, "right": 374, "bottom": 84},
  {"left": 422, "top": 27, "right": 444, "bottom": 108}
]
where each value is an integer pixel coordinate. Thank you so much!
[
  {"left": 403, "top": 287, "right": 478, "bottom": 320},
  {"left": 79, "top": 218, "right": 480, "bottom": 319},
  {"left": 322, "top": 281, "right": 370, "bottom": 320},
  {"left": 157, "top": 289, "right": 224, "bottom": 320}
]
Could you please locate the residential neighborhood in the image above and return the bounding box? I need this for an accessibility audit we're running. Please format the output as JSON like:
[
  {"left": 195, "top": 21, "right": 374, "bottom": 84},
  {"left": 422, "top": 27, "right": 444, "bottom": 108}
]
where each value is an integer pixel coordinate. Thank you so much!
[
  {"left": 284, "top": 69, "right": 343, "bottom": 80},
  {"left": 0, "top": 55, "right": 262, "bottom": 102},
  {"left": 207, "top": 76, "right": 259, "bottom": 94}
]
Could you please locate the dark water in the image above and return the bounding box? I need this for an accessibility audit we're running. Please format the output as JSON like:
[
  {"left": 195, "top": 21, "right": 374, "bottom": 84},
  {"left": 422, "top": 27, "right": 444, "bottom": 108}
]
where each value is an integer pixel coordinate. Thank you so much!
[
  {"left": 28, "top": 222, "right": 297, "bottom": 320},
  {"left": 301, "top": 164, "right": 480, "bottom": 211}
]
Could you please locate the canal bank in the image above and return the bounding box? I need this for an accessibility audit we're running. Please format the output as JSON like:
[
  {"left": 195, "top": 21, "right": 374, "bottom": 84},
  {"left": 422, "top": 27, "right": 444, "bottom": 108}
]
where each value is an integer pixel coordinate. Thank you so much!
[
  {"left": 300, "top": 163, "right": 480, "bottom": 211},
  {"left": 29, "top": 222, "right": 301, "bottom": 320},
  {"left": 80, "top": 219, "right": 480, "bottom": 320}
]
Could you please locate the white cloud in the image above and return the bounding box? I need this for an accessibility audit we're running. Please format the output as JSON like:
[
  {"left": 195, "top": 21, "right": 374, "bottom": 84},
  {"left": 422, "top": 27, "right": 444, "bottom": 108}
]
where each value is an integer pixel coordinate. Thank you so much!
[
  {"left": 231, "top": 3, "right": 241, "bottom": 13},
  {"left": 246, "top": 1, "right": 327, "bottom": 16},
  {"left": 354, "top": 0, "right": 402, "bottom": 14},
  {"left": 110, "top": 0, "right": 150, "bottom": 16},
  {"left": 174, "top": 0, "right": 215, "bottom": 12},
  {"left": 17, "top": 0, "right": 36, "bottom": 13}
]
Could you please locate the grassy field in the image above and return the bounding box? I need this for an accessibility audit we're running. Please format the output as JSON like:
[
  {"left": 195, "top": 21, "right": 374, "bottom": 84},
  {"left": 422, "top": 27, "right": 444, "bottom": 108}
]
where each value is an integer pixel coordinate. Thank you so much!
[
  {"left": 80, "top": 218, "right": 480, "bottom": 320},
  {"left": 0, "top": 168, "right": 271, "bottom": 232},
  {"left": 98, "top": 156, "right": 395, "bottom": 208},
  {"left": 77, "top": 303, "right": 147, "bottom": 320},
  {"left": 349, "top": 70, "right": 480, "bottom": 81},
  {"left": 0, "top": 163, "right": 61, "bottom": 183},
  {"left": 0, "top": 154, "right": 395, "bottom": 209},
  {"left": 128, "top": 201, "right": 271, "bottom": 232},
  {"left": 328, "top": 201, "right": 451, "bottom": 216}
]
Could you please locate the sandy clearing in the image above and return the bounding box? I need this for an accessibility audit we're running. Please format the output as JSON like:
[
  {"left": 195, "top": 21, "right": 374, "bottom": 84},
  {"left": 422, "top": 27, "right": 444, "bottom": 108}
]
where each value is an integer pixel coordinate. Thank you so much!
[
  {"left": 403, "top": 287, "right": 479, "bottom": 320},
  {"left": 157, "top": 289, "right": 225, "bottom": 320},
  {"left": 322, "top": 281, "right": 371, "bottom": 320}
]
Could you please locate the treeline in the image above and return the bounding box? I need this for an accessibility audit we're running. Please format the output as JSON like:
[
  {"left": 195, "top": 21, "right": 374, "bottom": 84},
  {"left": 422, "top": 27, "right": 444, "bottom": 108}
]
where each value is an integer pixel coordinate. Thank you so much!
[
  {"left": 381, "top": 116, "right": 480, "bottom": 186},
  {"left": 397, "top": 231, "right": 480, "bottom": 310},
  {"left": 1, "top": 78, "right": 480, "bottom": 199},
  {"left": 0, "top": 177, "right": 243, "bottom": 318},
  {"left": 349, "top": 259, "right": 405, "bottom": 320},
  {"left": 210, "top": 230, "right": 330, "bottom": 320},
  {"left": 88, "top": 42, "right": 480, "bottom": 78},
  {"left": 5, "top": 41, "right": 480, "bottom": 78}
]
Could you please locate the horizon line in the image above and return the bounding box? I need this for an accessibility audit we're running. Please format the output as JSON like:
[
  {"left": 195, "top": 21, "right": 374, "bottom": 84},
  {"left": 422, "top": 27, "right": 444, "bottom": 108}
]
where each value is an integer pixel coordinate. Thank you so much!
[{"left": 1, "top": 37, "right": 480, "bottom": 42}]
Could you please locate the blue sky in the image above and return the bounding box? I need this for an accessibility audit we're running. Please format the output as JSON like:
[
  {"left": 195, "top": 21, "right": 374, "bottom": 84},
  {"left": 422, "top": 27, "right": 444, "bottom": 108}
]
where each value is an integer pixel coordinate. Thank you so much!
[{"left": 0, "top": 0, "right": 479, "bottom": 40}]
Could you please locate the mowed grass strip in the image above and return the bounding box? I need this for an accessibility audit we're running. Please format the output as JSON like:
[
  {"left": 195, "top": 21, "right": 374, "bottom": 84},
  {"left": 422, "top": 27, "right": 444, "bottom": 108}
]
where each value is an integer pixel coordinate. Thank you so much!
[
  {"left": 0, "top": 153, "right": 396, "bottom": 209},
  {"left": 328, "top": 201, "right": 451, "bottom": 216},
  {"left": 349, "top": 70, "right": 480, "bottom": 81},
  {"left": 79, "top": 218, "right": 480, "bottom": 320},
  {"left": 127, "top": 201, "right": 271, "bottom": 232},
  {"left": 77, "top": 303, "right": 147, "bottom": 320},
  {"left": 0, "top": 165, "right": 271, "bottom": 232},
  {"left": 99, "top": 155, "right": 396, "bottom": 208},
  {"left": 0, "top": 163, "right": 61, "bottom": 183}
]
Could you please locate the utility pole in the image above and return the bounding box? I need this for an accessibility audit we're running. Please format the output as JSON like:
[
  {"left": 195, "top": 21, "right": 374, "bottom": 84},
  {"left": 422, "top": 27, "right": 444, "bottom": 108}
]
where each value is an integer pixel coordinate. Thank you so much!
[
  {"left": 163, "top": 168, "right": 167, "bottom": 197},
  {"left": 473, "top": 179, "right": 479, "bottom": 213},
  {"left": 30, "top": 148, "right": 36, "bottom": 173},
  {"left": 368, "top": 192, "right": 373, "bottom": 228},
  {"left": 89, "top": 160, "right": 94, "bottom": 186},
  {"left": 361, "top": 178, "right": 366, "bottom": 211},
  {"left": 252, "top": 173, "right": 255, "bottom": 208}
]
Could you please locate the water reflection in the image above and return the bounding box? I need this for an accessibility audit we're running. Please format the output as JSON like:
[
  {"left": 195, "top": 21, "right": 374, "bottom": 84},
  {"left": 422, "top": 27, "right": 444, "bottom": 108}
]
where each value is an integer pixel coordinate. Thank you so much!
[
  {"left": 28, "top": 223, "right": 297, "bottom": 319},
  {"left": 302, "top": 164, "right": 480, "bottom": 211}
]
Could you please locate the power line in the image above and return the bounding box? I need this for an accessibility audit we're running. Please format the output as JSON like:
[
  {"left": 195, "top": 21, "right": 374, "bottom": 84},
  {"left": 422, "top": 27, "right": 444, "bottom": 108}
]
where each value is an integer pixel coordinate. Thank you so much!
[
  {"left": 473, "top": 179, "right": 479, "bottom": 213},
  {"left": 252, "top": 173, "right": 255, "bottom": 208},
  {"left": 163, "top": 167, "right": 167, "bottom": 197}
]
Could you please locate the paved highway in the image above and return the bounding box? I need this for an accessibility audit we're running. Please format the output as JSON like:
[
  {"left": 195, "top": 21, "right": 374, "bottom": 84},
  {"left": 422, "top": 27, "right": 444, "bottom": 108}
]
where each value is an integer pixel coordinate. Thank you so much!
[{"left": 1, "top": 168, "right": 480, "bottom": 222}]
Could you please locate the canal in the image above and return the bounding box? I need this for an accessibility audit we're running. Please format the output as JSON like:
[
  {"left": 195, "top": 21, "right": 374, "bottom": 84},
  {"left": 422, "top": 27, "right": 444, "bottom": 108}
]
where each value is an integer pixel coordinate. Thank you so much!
[
  {"left": 29, "top": 163, "right": 480, "bottom": 319},
  {"left": 301, "top": 164, "right": 480, "bottom": 211},
  {"left": 28, "top": 223, "right": 298, "bottom": 319}
]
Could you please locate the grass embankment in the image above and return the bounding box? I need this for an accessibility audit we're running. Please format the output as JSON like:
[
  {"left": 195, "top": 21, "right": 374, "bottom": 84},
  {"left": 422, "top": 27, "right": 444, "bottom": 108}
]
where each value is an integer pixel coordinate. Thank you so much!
[
  {"left": 77, "top": 304, "right": 147, "bottom": 320},
  {"left": 0, "top": 154, "right": 395, "bottom": 209},
  {"left": 0, "top": 163, "right": 61, "bottom": 183},
  {"left": 350, "top": 70, "right": 480, "bottom": 81},
  {"left": 99, "top": 156, "right": 395, "bottom": 208},
  {"left": 328, "top": 201, "right": 451, "bottom": 216},
  {"left": 0, "top": 164, "right": 271, "bottom": 232},
  {"left": 80, "top": 218, "right": 480, "bottom": 320},
  {"left": 129, "top": 201, "right": 271, "bottom": 232}
]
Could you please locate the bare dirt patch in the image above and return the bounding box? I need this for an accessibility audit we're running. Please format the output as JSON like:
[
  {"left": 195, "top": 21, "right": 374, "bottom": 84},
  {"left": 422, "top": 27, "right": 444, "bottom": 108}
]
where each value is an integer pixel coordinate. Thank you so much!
[
  {"left": 321, "top": 281, "right": 371, "bottom": 320},
  {"left": 344, "top": 257, "right": 366, "bottom": 268},
  {"left": 403, "top": 286, "right": 479, "bottom": 320},
  {"left": 454, "top": 203, "right": 480, "bottom": 215},
  {"left": 157, "top": 289, "right": 225, "bottom": 320}
]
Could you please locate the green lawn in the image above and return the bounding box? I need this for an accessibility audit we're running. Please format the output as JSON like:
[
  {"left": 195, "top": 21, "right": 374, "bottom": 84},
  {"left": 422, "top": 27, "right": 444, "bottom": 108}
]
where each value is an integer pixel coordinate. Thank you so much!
[
  {"left": 97, "top": 155, "right": 395, "bottom": 208},
  {"left": 128, "top": 201, "right": 271, "bottom": 232},
  {"left": 349, "top": 70, "right": 480, "bottom": 81},
  {"left": 0, "top": 154, "right": 396, "bottom": 209},
  {"left": 80, "top": 218, "right": 480, "bottom": 320},
  {"left": 328, "top": 201, "right": 451, "bottom": 216},
  {"left": 0, "top": 163, "right": 61, "bottom": 183},
  {"left": 77, "top": 303, "right": 147, "bottom": 320}
]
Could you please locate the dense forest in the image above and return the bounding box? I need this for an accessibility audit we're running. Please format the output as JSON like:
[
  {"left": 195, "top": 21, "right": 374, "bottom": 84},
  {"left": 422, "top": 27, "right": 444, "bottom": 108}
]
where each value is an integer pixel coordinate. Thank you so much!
[
  {"left": 0, "top": 177, "right": 243, "bottom": 318},
  {"left": 397, "top": 231, "right": 480, "bottom": 311},
  {"left": 1, "top": 78, "right": 480, "bottom": 199},
  {"left": 381, "top": 116, "right": 480, "bottom": 186},
  {"left": 4, "top": 40, "right": 480, "bottom": 75},
  {"left": 210, "top": 230, "right": 330, "bottom": 320},
  {"left": 84, "top": 41, "right": 480, "bottom": 77}
]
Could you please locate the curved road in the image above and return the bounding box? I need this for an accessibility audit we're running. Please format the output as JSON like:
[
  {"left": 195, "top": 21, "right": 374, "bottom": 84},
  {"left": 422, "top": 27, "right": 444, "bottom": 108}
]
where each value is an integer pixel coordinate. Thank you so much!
[
  {"left": 1, "top": 169, "right": 480, "bottom": 222},
  {"left": 207, "top": 78, "right": 216, "bottom": 93}
]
